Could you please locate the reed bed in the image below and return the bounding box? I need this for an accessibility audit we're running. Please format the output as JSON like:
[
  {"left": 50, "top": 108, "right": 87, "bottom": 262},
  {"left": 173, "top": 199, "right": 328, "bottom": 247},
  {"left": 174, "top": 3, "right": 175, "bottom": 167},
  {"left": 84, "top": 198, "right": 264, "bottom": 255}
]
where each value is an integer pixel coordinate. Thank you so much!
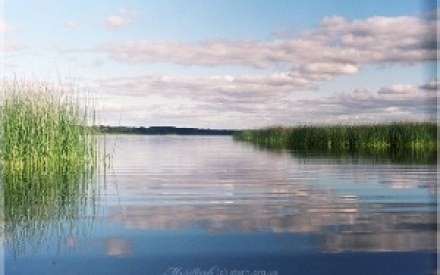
[
  {"left": 1, "top": 80, "right": 99, "bottom": 255},
  {"left": 234, "top": 123, "right": 438, "bottom": 158},
  {"left": 1, "top": 80, "right": 98, "bottom": 175}
]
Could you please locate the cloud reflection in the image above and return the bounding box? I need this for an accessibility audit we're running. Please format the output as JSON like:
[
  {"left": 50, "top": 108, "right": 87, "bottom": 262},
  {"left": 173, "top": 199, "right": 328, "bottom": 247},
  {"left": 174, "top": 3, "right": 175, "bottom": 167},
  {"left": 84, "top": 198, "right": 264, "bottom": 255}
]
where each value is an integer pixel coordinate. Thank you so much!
[
  {"left": 105, "top": 237, "right": 132, "bottom": 257},
  {"left": 104, "top": 204, "right": 436, "bottom": 253},
  {"left": 101, "top": 136, "right": 436, "bottom": 253}
]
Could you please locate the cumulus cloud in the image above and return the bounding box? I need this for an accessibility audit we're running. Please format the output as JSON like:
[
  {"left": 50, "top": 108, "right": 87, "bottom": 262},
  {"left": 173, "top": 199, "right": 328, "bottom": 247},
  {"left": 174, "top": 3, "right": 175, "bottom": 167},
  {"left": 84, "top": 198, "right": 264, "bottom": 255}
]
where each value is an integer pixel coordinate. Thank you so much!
[
  {"left": 291, "top": 79, "right": 438, "bottom": 124},
  {"left": 67, "top": 13, "right": 437, "bottom": 127},
  {"left": 102, "top": 14, "right": 435, "bottom": 81},
  {"left": 98, "top": 72, "right": 309, "bottom": 103},
  {"left": 304, "top": 63, "right": 359, "bottom": 74},
  {"left": 94, "top": 72, "right": 311, "bottom": 127},
  {"left": 378, "top": 84, "right": 419, "bottom": 95},
  {"left": 95, "top": 72, "right": 437, "bottom": 128},
  {"left": 106, "top": 9, "right": 138, "bottom": 29}
]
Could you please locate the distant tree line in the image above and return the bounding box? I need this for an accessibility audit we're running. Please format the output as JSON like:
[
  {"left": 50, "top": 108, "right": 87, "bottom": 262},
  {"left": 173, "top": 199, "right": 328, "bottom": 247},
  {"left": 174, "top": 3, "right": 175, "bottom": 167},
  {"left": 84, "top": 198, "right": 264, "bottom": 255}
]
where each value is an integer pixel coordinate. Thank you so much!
[{"left": 96, "top": 125, "right": 236, "bottom": 135}]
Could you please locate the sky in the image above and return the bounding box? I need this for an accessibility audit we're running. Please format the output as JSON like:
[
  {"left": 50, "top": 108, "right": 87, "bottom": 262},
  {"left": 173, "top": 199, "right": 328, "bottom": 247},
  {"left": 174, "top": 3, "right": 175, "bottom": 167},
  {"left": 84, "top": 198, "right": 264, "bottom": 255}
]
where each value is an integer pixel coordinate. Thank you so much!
[{"left": 1, "top": 0, "right": 438, "bottom": 129}]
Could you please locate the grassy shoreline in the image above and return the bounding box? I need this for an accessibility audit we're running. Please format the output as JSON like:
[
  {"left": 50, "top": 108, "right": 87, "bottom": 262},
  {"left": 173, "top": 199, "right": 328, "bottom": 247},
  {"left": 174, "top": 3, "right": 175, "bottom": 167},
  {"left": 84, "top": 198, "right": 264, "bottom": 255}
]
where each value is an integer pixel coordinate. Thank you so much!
[
  {"left": 233, "top": 122, "right": 437, "bottom": 153},
  {"left": 1, "top": 80, "right": 99, "bottom": 254}
]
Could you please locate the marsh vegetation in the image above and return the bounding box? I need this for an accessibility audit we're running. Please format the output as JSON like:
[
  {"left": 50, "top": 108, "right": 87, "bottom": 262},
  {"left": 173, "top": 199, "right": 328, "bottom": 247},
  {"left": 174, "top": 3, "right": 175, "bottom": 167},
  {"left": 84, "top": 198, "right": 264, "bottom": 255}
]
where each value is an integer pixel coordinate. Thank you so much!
[
  {"left": 1, "top": 80, "right": 100, "bottom": 254},
  {"left": 234, "top": 123, "right": 437, "bottom": 162}
]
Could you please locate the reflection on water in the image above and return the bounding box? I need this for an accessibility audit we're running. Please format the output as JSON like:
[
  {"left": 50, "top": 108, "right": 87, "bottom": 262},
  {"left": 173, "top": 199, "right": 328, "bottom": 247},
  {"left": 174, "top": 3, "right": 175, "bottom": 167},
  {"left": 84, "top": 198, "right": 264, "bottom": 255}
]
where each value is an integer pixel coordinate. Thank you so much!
[
  {"left": 3, "top": 158, "right": 98, "bottom": 256},
  {"left": 105, "top": 205, "right": 436, "bottom": 252},
  {"left": 5, "top": 135, "right": 437, "bottom": 275},
  {"left": 245, "top": 140, "right": 437, "bottom": 165},
  {"left": 105, "top": 237, "right": 132, "bottom": 256}
]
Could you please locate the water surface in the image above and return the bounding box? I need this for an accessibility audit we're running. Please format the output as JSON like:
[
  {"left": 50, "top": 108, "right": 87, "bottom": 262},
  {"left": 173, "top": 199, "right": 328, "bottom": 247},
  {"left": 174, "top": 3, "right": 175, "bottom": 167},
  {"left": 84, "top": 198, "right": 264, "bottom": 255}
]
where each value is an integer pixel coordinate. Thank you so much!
[{"left": 5, "top": 135, "right": 437, "bottom": 275}]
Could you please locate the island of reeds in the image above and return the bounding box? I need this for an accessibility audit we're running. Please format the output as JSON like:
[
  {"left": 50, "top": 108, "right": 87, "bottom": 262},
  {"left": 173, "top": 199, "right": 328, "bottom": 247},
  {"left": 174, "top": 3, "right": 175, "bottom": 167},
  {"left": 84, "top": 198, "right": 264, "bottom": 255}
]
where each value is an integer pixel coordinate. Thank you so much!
[
  {"left": 234, "top": 123, "right": 438, "bottom": 162},
  {"left": 1, "top": 80, "right": 99, "bottom": 254}
]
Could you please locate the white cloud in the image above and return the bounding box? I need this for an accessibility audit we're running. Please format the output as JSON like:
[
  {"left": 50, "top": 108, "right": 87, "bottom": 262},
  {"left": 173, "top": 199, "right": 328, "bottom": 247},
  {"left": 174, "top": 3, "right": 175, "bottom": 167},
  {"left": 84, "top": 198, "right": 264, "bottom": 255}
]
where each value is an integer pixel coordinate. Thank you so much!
[
  {"left": 94, "top": 73, "right": 310, "bottom": 127},
  {"left": 105, "top": 17, "right": 436, "bottom": 67},
  {"left": 95, "top": 72, "right": 437, "bottom": 128},
  {"left": 54, "top": 12, "right": 438, "bottom": 127},
  {"left": 384, "top": 106, "right": 400, "bottom": 113},
  {"left": 102, "top": 14, "right": 435, "bottom": 80},
  {"left": 300, "top": 63, "right": 359, "bottom": 75},
  {"left": 378, "top": 84, "right": 419, "bottom": 95},
  {"left": 290, "top": 79, "right": 437, "bottom": 124},
  {"left": 97, "top": 72, "right": 309, "bottom": 102},
  {"left": 106, "top": 9, "right": 138, "bottom": 29}
]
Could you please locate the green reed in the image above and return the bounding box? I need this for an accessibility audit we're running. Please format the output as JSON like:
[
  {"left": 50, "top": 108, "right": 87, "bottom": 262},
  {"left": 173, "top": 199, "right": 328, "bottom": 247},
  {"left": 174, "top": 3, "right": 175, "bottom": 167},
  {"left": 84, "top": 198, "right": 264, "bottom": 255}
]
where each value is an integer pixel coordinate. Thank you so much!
[
  {"left": 1, "top": 80, "right": 100, "bottom": 255},
  {"left": 234, "top": 123, "right": 438, "bottom": 160},
  {"left": 1, "top": 81, "right": 98, "bottom": 174}
]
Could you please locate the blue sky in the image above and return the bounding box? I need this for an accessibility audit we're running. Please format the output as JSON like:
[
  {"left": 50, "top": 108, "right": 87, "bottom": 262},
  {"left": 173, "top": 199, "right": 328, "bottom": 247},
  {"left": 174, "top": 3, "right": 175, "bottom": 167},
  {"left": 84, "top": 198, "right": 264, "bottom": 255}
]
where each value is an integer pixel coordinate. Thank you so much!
[{"left": 1, "top": 0, "right": 437, "bottom": 128}]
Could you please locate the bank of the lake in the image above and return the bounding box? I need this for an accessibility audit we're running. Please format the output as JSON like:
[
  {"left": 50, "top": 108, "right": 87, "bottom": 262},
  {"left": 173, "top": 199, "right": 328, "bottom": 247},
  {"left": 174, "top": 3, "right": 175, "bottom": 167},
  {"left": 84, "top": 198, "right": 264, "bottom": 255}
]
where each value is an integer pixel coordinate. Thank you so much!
[{"left": 234, "top": 122, "right": 437, "bottom": 154}]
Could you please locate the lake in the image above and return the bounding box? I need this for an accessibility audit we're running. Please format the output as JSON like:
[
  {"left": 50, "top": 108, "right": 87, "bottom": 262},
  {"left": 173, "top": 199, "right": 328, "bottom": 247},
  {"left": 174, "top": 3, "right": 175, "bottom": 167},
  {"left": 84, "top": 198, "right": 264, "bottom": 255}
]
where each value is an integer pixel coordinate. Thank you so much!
[{"left": 4, "top": 135, "right": 437, "bottom": 275}]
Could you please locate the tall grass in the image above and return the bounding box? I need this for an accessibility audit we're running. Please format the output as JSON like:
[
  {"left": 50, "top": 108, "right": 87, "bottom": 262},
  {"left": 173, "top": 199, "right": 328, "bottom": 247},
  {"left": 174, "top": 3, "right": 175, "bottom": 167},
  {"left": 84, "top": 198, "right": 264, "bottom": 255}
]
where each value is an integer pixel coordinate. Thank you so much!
[
  {"left": 234, "top": 123, "right": 437, "bottom": 161},
  {"left": 0, "top": 80, "right": 99, "bottom": 255},
  {"left": 1, "top": 80, "right": 98, "bottom": 175}
]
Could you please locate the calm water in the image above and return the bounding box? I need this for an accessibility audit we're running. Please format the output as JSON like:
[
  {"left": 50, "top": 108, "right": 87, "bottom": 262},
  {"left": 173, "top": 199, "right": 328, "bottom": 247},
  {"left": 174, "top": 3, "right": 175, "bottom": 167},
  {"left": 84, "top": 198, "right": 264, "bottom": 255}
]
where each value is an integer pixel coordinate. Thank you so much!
[{"left": 5, "top": 135, "right": 438, "bottom": 275}]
